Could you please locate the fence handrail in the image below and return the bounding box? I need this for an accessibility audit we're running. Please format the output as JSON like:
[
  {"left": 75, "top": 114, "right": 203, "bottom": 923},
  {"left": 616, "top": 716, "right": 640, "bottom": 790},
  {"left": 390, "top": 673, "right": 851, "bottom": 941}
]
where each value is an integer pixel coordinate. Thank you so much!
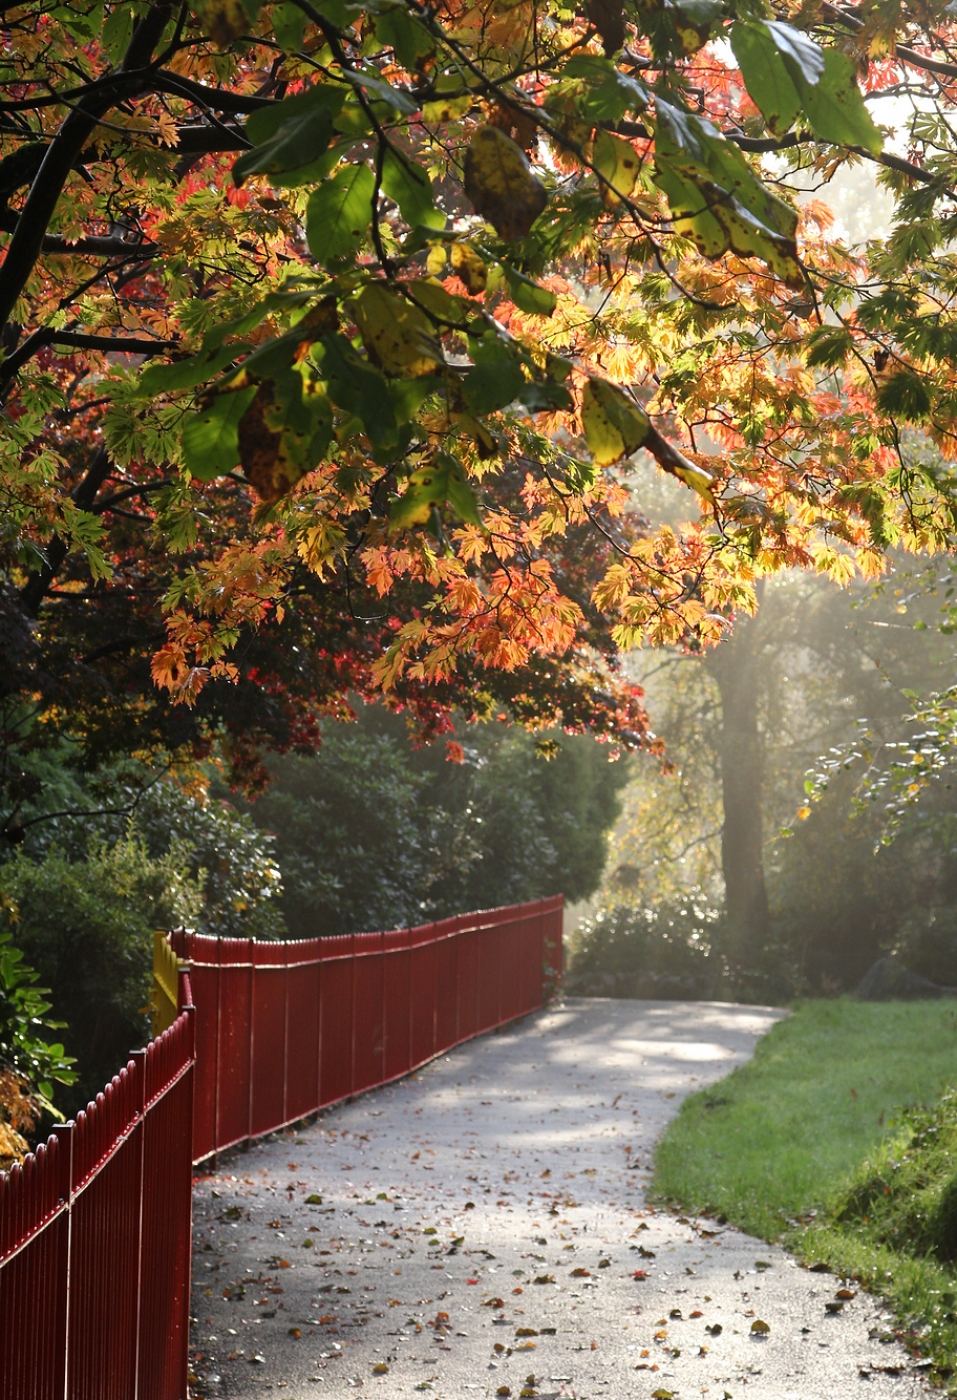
[{"left": 168, "top": 894, "right": 563, "bottom": 1164}]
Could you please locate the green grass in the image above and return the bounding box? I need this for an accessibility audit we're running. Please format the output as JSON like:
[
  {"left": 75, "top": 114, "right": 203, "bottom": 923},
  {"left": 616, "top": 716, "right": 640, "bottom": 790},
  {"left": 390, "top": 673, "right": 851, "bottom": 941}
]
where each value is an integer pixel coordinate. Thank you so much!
[{"left": 652, "top": 998, "right": 957, "bottom": 1385}]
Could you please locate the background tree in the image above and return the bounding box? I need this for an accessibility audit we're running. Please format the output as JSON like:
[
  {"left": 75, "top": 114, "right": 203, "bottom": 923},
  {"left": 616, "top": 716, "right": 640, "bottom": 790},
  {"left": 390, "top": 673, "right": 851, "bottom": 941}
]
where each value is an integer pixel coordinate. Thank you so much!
[
  {"left": 245, "top": 713, "right": 630, "bottom": 935},
  {"left": 573, "top": 557, "right": 957, "bottom": 998}
]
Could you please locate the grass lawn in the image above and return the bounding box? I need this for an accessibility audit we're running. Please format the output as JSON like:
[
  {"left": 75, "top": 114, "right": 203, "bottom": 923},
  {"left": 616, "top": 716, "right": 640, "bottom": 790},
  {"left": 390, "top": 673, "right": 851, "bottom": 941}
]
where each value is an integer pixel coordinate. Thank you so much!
[{"left": 652, "top": 998, "right": 957, "bottom": 1382}]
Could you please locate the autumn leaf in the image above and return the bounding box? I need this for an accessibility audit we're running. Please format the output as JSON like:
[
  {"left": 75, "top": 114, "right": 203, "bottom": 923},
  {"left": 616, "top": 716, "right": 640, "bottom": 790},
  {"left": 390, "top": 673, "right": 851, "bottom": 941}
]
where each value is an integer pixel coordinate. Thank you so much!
[
  {"left": 581, "top": 379, "right": 650, "bottom": 466},
  {"left": 587, "top": 0, "right": 625, "bottom": 54},
  {"left": 594, "top": 131, "right": 641, "bottom": 208},
  {"left": 353, "top": 284, "right": 444, "bottom": 377},
  {"left": 450, "top": 242, "right": 488, "bottom": 294},
  {"left": 198, "top": 0, "right": 247, "bottom": 46},
  {"left": 463, "top": 126, "right": 548, "bottom": 242}
]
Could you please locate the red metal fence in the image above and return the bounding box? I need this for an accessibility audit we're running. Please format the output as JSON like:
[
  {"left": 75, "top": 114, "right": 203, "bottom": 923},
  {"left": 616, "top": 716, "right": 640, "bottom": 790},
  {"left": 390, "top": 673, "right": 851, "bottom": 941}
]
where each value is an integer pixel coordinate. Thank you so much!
[
  {"left": 0, "top": 972, "right": 195, "bottom": 1400},
  {"left": 0, "top": 895, "right": 561, "bottom": 1398},
  {"left": 172, "top": 894, "right": 563, "bottom": 1163}
]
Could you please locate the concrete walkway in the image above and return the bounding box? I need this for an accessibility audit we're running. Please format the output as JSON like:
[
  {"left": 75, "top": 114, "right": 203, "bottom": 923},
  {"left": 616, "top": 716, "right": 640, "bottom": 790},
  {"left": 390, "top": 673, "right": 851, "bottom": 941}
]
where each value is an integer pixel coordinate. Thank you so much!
[{"left": 189, "top": 998, "right": 928, "bottom": 1400}]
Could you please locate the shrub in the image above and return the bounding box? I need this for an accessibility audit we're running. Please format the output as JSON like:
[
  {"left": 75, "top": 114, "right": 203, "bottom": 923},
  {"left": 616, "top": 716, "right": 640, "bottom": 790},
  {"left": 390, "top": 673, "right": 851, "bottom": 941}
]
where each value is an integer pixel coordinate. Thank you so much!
[
  {"left": 564, "top": 894, "right": 720, "bottom": 999},
  {"left": 0, "top": 928, "right": 77, "bottom": 1165},
  {"left": 132, "top": 782, "right": 285, "bottom": 939},
  {"left": 0, "top": 836, "right": 202, "bottom": 1115}
]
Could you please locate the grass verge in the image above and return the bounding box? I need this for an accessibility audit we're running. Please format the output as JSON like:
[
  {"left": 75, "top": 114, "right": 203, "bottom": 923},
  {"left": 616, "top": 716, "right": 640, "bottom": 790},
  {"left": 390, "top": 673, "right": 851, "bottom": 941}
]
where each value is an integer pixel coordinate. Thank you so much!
[{"left": 652, "top": 998, "right": 957, "bottom": 1386}]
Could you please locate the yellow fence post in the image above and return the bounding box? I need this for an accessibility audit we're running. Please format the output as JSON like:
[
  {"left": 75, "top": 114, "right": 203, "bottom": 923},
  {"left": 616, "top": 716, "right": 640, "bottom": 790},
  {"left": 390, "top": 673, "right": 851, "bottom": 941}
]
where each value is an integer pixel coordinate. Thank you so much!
[{"left": 152, "top": 930, "right": 187, "bottom": 1037}]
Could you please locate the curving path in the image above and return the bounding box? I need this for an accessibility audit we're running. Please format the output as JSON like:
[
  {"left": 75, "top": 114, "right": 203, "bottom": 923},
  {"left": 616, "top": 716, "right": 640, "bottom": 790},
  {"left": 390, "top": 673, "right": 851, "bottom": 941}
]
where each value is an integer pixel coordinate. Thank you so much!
[{"left": 189, "top": 998, "right": 928, "bottom": 1400}]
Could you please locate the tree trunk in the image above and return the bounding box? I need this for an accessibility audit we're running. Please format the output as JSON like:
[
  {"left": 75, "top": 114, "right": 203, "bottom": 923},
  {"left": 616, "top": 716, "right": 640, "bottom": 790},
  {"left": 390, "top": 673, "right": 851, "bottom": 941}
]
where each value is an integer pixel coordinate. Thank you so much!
[{"left": 705, "top": 591, "right": 770, "bottom": 962}]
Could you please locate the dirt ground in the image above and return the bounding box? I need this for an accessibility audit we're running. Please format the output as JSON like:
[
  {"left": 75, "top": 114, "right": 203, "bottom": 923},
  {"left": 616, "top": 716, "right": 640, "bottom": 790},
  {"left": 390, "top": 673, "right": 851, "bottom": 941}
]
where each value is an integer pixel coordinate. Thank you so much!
[{"left": 189, "top": 997, "right": 929, "bottom": 1400}]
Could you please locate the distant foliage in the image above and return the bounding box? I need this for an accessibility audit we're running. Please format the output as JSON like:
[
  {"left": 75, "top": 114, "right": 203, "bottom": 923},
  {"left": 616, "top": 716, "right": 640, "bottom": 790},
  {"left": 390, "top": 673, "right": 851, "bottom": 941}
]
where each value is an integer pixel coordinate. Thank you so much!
[
  {"left": 133, "top": 783, "right": 286, "bottom": 940},
  {"left": 244, "top": 718, "right": 630, "bottom": 937},
  {"left": 565, "top": 895, "right": 719, "bottom": 1000}
]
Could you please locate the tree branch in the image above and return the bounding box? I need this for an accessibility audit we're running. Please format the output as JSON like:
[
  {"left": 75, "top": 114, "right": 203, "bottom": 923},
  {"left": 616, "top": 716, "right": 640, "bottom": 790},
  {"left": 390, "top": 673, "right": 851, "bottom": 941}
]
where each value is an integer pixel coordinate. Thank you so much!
[
  {"left": 19, "top": 446, "right": 113, "bottom": 616},
  {"left": 822, "top": 4, "right": 957, "bottom": 83},
  {"left": 0, "top": 2, "right": 173, "bottom": 331},
  {"left": 0, "top": 327, "right": 179, "bottom": 398},
  {"left": 153, "top": 68, "right": 278, "bottom": 114}
]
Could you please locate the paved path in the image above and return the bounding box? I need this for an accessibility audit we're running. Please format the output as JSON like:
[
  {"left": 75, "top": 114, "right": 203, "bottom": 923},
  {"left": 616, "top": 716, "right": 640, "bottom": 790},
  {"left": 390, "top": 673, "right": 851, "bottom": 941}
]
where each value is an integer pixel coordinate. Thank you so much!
[{"left": 190, "top": 998, "right": 927, "bottom": 1400}]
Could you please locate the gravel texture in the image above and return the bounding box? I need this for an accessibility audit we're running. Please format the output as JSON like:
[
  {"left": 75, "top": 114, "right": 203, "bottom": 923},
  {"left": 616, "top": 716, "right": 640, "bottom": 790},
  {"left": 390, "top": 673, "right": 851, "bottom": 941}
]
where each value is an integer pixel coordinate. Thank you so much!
[{"left": 189, "top": 996, "right": 929, "bottom": 1400}]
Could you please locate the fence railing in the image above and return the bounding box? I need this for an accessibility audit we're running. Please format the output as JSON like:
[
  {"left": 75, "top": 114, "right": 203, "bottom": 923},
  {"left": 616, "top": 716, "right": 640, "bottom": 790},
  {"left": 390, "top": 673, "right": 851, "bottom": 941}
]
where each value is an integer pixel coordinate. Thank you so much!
[
  {"left": 0, "top": 969, "right": 195, "bottom": 1400},
  {"left": 171, "top": 894, "right": 563, "bottom": 1163}
]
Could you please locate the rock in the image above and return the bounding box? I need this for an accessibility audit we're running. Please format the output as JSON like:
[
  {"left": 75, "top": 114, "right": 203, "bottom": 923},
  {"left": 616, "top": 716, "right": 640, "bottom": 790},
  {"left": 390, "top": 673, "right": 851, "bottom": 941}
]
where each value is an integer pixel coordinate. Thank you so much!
[{"left": 854, "top": 956, "right": 957, "bottom": 1001}]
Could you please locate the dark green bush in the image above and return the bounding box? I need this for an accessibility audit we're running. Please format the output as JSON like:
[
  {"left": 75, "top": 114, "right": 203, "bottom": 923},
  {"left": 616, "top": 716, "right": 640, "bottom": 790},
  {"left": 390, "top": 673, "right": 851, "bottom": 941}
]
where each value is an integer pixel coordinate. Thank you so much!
[
  {"left": 565, "top": 894, "right": 720, "bottom": 998},
  {"left": 0, "top": 836, "right": 202, "bottom": 1114}
]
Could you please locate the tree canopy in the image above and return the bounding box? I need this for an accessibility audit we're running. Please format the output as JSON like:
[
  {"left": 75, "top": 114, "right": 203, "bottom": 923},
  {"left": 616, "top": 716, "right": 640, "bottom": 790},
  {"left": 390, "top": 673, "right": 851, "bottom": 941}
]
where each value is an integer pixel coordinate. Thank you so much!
[{"left": 4, "top": 0, "right": 957, "bottom": 799}]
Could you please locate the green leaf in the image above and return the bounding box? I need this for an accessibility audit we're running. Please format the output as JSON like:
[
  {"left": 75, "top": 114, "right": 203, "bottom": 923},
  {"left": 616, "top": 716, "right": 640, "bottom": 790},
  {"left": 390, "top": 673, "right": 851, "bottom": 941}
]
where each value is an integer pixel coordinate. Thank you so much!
[
  {"left": 500, "top": 263, "right": 557, "bottom": 317},
  {"left": 381, "top": 148, "right": 445, "bottom": 230},
  {"left": 653, "top": 102, "right": 803, "bottom": 286},
  {"left": 731, "top": 20, "right": 881, "bottom": 153},
  {"left": 181, "top": 386, "right": 258, "bottom": 479},
  {"left": 306, "top": 163, "right": 376, "bottom": 262},
  {"left": 805, "top": 325, "right": 853, "bottom": 370},
  {"left": 375, "top": 4, "right": 433, "bottom": 69},
  {"left": 236, "top": 85, "right": 346, "bottom": 187},
  {"left": 137, "top": 343, "right": 248, "bottom": 396},
  {"left": 516, "top": 379, "right": 573, "bottom": 413},
  {"left": 562, "top": 54, "right": 648, "bottom": 123},
  {"left": 799, "top": 47, "right": 883, "bottom": 155},
  {"left": 876, "top": 368, "right": 933, "bottom": 423},
  {"left": 273, "top": 0, "right": 306, "bottom": 50},
  {"left": 462, "top": 335, "right": 526, "bottom": 414},
  {"left": 101, "top": 4, "right": 135, "bottom": 62},
  {"left": 389, "top": 374, "right": 445, "bottom": 424},
  {"left": 343, "top": 66, "right": 417, "bottom": 113},
  {"left": 730, "top": 21, "right": 802, "bottom": 137},
  {"left": 391, "top": 451, "right": 481, "bottom": 528},
  {"left": 316, "top": 334, "right": 398, "bottom": 451},
  {"left": 405, "top": 279, "right": 469, "bottom": 326}
]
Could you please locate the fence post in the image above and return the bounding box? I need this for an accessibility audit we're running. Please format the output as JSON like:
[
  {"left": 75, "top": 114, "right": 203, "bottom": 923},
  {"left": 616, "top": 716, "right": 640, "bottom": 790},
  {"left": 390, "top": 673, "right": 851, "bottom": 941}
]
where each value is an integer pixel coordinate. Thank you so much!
[
  {"left": 129, "top": 1049, "right": 147, "bottom": 1400},
  {"left": 49, "top": 1120, "right": 74, "bottom": 1400},
  {"left": 179, "top": 979, "right": 197, "bottom": 1400}
]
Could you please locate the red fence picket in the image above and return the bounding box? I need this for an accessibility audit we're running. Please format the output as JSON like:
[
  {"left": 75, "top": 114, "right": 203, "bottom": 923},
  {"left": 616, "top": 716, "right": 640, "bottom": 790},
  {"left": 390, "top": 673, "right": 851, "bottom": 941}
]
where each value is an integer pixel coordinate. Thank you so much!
[
  {"left": 0, "top": 972, "right": 195, "bottom": 1400},
  {"left": 171, "top": 894, "right": 563, "bottom": 1163}
]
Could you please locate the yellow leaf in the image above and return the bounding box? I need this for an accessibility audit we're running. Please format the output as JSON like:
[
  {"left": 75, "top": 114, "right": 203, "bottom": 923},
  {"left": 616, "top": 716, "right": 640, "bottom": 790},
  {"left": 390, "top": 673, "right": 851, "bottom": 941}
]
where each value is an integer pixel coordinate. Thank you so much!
[
  {"left": 581, "top": 378, "right": 649, "bottom": 466},
  {"left": 463, "top": 125, "right": 548, "bottom": 242},
  {"left": 198, "top": 0, "right": 246, "bottom": 46},
  {"left": 353, "top": 284, "right": 443, "bottom": 377},
  {"left": 450, "top": 241, "right": 488, "bottom": 293},
  {"left": 594, "top": 131, "right": 640, "bottom": 208}
]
